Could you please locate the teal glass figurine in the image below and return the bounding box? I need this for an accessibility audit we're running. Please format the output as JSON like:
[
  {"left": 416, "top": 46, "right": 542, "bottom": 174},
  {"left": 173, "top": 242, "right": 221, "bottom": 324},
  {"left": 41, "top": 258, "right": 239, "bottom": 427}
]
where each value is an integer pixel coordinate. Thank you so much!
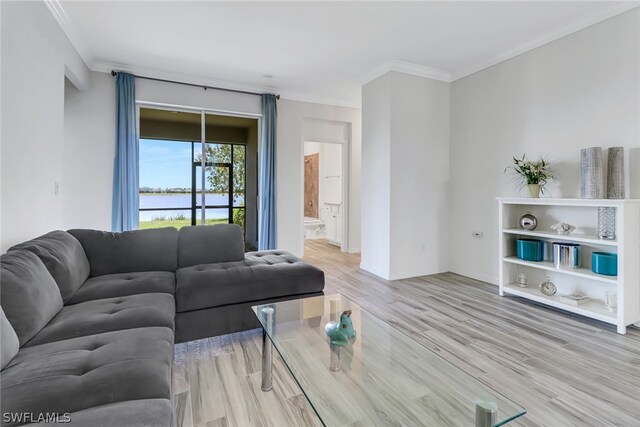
[{"left": 325, "top": 310, "right": 357, "bottom": 346}]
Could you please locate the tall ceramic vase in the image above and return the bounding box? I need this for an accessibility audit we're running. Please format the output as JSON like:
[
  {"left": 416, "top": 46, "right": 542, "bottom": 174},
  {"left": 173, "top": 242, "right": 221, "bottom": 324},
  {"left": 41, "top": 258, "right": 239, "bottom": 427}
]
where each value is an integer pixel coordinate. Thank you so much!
[
  {"left": 597, "top": 147, "right": 624, "bottom": 241},
  {"left": 581, "top": 147, "right": 603, "bottom": 199},
  {"left": 607, "top": 147, "right": 625, "bottom": 199}
]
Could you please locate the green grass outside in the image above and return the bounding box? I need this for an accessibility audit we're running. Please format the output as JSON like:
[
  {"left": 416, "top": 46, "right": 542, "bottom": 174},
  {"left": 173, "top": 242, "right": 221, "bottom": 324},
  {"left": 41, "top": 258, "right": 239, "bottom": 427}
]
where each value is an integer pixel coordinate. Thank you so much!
[
  {"left": 139, "top": 192, "right": 194, "bottom": 196},
  {"left": 139, "top": 218, "right": 227, "bottom": 230}
]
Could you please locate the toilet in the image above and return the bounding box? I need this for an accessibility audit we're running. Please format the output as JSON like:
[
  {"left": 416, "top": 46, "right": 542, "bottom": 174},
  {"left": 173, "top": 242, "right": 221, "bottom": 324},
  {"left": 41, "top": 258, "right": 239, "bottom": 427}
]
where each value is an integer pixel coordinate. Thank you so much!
[{"left": 304, "top": 217, "right": 325, "bottom": 239}]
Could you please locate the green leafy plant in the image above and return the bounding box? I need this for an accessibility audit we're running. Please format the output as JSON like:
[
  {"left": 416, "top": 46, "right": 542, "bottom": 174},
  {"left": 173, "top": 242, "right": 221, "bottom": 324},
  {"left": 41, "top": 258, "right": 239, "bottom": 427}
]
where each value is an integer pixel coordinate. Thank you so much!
[
  {"left": 505, "top": 154, "right": 553, "bottom": 193},
  {"left": 233, "top": 208, "right": 245, "bottom": 230},
  {"left": 195, "top": 144, "right": 245, "bottom": 204}
]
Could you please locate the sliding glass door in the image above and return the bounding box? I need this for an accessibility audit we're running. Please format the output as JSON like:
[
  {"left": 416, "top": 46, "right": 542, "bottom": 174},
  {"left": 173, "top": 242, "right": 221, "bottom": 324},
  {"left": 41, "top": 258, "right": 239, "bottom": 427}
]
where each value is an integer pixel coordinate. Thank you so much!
[
  {"left": 138, "top": 107, "right": 253, "bottom": 238},
  {"left": 192, "top": 142, "right": 245, "bottom": 230}
]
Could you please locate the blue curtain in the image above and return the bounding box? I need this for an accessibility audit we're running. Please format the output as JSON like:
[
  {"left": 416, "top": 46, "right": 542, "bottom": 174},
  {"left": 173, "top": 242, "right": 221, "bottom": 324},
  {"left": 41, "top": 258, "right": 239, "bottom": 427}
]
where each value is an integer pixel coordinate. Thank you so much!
[
  {"left": 259, "top": 94, "right": 277, "bottom": 249},
  {"left": 112, "top": 73, "right": 138, "bottom": 231}
]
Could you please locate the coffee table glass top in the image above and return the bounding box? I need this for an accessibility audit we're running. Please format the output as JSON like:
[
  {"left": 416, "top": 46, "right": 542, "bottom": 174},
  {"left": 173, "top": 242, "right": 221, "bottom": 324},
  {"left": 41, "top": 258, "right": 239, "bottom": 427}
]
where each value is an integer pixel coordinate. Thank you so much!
[{"left": 253, "top": 294, "right": 526, "bottom": 427}]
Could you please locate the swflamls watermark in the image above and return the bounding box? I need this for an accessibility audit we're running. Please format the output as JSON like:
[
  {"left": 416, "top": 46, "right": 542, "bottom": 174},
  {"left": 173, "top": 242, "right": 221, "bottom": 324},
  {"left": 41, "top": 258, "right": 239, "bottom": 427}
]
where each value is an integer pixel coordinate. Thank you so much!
[{"left": 2, "top": 413, "right": 71, "bottom": 424}]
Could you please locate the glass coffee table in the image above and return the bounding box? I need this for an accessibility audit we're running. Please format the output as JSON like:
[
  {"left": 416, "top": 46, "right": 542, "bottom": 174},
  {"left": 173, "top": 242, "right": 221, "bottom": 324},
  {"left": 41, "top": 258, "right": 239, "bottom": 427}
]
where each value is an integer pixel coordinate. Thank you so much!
[{"left": 253, "top": 294, "right": 526, "bottom": 427}]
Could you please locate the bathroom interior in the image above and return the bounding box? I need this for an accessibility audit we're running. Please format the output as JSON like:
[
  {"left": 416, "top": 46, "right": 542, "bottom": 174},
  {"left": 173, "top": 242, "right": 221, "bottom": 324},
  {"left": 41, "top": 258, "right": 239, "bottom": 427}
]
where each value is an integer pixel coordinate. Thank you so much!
[{"left": 303, "top": 141, "right": 343, "bottom": 247}]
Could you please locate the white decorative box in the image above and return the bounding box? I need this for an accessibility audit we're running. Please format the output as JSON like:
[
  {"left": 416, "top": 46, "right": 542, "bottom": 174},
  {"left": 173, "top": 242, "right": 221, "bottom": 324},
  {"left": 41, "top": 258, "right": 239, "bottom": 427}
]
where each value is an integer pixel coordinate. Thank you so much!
[{"left": 559, "top": 294, "right": 590, "bottom": 306}]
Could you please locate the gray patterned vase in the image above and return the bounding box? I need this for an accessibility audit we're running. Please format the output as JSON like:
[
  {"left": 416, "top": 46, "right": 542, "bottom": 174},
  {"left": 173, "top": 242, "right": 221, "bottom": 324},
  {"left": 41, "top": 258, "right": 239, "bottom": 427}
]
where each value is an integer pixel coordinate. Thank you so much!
[
  {"left": 597, "top": 207, "right": 616, "bottom": 240},
  {"left": 581, "top": 147, "right": 603, "bottom": 199},
  {"left": 607, "top": 147, "right": 625, "bottom": 199}
]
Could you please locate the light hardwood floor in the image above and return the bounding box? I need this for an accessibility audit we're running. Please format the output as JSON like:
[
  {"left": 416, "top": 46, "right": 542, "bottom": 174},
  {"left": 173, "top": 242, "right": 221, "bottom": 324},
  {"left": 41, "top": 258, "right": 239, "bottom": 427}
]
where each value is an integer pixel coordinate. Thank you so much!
[{"left": 174, "top": 239, "right": 640, "bottom": 427}]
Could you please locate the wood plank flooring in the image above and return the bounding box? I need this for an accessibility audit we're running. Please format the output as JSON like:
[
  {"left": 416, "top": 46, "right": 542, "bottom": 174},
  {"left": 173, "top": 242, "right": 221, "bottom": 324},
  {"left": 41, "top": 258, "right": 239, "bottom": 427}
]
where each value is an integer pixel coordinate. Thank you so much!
[{"left": 174, "top": 239, "right": 640, "bottom": 427}]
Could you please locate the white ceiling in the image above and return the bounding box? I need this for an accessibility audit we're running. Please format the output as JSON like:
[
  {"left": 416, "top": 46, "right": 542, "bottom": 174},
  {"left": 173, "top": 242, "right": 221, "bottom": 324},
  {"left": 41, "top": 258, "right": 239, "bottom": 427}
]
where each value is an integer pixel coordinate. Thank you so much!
[{"left": 52, "top": 1, "right": 638, "bottom": 107}]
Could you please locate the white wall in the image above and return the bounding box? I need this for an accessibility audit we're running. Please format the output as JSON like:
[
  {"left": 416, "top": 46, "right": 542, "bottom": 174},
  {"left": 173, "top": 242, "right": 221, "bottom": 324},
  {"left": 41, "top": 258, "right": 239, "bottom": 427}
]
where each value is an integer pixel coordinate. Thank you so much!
[
  {"left": 449, "top": 9, "right": 640, "bottom": 284},
  {"left": 361, "top": 74, "right": 392, "bottom": 278},
  {"left": 63, "top": 72, "right": 115, "bottom": 231},
  {"left": 361, "top": 71, "right": 450, "bottom": 280},
  {"left": 136, "top": 79, "right": 261, "bottom": 116},
  {"left": 389, "top": 72, "right": 450, "bottom": 279},
  {"left": 278, "top": 100, "right": 361, "bottom": 257},
  {"left": 1, "top": 1, "right": 89, "bottom": 252}
]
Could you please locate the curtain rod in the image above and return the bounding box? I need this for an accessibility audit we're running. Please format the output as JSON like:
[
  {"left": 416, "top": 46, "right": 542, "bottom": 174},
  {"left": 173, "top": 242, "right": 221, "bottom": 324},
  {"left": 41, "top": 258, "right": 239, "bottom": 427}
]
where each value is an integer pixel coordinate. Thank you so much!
[{"left": 111, "top": 70, "right": 280, "bottom": 99}]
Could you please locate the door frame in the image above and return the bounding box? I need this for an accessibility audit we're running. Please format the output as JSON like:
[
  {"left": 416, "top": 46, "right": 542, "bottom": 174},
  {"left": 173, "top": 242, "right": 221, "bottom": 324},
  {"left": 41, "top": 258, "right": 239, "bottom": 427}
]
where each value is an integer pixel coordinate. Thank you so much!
[
  {"left": 192, "top": 157, "right": 242, "bottom": 228},
  {"left": 301, "top": 139, "right": 350, "bottom": 253},
  {"left": 136, "top": 102, "right": 260, "bottom": 239}
]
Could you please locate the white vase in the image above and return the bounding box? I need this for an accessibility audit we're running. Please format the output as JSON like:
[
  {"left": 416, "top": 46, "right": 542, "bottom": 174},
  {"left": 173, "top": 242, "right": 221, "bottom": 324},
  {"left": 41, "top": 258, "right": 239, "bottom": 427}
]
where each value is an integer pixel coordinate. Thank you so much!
[{"left": 528, "top": 184, "right": 541, "bottom": 198}]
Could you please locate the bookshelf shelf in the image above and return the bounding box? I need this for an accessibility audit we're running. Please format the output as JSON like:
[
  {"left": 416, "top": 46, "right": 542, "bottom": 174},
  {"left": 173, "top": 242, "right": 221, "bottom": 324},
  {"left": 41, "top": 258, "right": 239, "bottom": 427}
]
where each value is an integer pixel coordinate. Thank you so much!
[{"left": 497, "top": 198, "right": 640, "bottom": 334}]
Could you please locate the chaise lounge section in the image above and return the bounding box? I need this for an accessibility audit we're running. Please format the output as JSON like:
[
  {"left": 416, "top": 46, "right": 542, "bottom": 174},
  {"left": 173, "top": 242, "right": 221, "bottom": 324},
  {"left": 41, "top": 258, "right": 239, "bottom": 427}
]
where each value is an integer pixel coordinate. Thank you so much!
[{"left": 0, "top": 224, "right": 324, "bottom": 426}]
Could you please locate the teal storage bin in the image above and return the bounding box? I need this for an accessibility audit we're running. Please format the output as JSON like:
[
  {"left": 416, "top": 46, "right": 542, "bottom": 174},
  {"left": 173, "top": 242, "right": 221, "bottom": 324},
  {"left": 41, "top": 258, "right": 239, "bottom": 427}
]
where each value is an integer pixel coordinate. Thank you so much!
[
  {"left": 516, "top": 239, "right": 544, "bottom": 262},
  {"left": 592, "top": 252, "right": 617, "bottom": 276}
]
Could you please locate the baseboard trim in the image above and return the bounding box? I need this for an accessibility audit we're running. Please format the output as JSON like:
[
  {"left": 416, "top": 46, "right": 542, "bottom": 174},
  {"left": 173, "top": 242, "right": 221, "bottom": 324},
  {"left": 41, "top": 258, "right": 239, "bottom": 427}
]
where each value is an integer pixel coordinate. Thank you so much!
[
  {"left": 449, "top": 267, "right": 498, "bottom": 286},
  {"left": 359, "top": 262, "right": 389, "bottom": 280}
]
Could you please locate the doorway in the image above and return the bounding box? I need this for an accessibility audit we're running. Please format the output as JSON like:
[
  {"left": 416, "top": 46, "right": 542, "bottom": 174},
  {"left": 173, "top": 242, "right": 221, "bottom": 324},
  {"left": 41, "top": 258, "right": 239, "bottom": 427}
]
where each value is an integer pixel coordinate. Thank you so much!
[
  {"left": 303, "top": 141, "right": 347, "bottom": 250},
  {"left": 192, "top": 142, "right": 246, "bottom": 229}
]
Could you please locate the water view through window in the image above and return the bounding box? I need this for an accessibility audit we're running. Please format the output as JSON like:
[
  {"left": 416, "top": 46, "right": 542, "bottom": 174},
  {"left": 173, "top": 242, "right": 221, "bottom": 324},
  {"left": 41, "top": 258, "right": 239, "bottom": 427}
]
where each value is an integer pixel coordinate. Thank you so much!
[{"left": 139, "top": 138, "right": 245, "bottom": 230}]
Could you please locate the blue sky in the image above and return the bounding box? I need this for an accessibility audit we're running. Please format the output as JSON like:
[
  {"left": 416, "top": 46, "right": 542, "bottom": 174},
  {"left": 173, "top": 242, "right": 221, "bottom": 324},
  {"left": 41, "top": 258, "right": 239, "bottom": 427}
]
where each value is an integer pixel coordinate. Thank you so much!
[{"left": 140, "top": 139, "right": 192, "bottom": 188}]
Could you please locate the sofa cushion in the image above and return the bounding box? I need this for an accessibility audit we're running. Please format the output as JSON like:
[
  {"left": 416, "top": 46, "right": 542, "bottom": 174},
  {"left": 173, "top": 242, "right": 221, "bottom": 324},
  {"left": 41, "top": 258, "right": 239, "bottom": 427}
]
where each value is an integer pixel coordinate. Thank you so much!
[
  {"left": 68, "top": 228, "right": 178, "bottom": 277},
  {"left": 66, "top": 271, "right": 175, "bottom": 305},
  {"left": 8, "top": 231, "right": 90, "bottom": 302},
  {"left": 176, "top": 250, "right": 325, "bottom": 312},
  {"left": 1, "top": 308, "right": 19, "bottom": 370},
  {"left": 21, "top": 399, "right": 173, "bottom": 427},
  {"left": 1, "top": 327, "right": 173, "bottom": 426},
  {"left": 178, "top": 224, "right": 245, "bottom": 268},
  {"left": 0, "top": 251, "right": 63, "bottom": 346},
  {"left": 25, "top": 293, "right": 175, "bottom": 347}
]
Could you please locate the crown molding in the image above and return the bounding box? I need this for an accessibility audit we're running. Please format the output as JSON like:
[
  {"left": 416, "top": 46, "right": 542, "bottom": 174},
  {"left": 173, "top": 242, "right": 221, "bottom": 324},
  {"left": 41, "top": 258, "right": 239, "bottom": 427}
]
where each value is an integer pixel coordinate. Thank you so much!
[
  {"left": 451, "top": 2, "right": 640, "bottom": 81},
  {"left": 44, "top": 0, "right": 361, "bottom": 108},
  {"left": 389, "top": 60, "right": 452, "bottom": 82},
  {"left": 43, "top": 0, "right": 93, "bottom": 67},
  {"left": 275, "top": 90, "right": 361, "bottom": 110},
  {"left": 48, "top": 0, "right": 636, "bottom": 106},
  {"left": 363, "top": 3, "right": 639, "bottom": 85},
  {"left": 91, "top": 59, "right": 275, "bottom": 94},
  {"left": 92, "top": 60, "right": 362, "bottom": 109},
  {"left": 360, "top": 60, "right": 452, "bottom": 85}
]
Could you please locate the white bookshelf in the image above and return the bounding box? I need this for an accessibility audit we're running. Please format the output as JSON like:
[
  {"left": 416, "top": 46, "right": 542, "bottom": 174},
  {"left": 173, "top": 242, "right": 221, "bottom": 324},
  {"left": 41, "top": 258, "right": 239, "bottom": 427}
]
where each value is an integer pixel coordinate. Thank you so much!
[{"left": 497, "top": 197, "right": 640, "bottom": 334}]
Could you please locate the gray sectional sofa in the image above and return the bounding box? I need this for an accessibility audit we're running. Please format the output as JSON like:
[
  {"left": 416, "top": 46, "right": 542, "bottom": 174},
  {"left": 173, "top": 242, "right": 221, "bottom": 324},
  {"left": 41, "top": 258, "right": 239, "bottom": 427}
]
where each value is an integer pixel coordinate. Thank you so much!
[{"left": 0, "top": 225, "right": 324, "bottom": 426}]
